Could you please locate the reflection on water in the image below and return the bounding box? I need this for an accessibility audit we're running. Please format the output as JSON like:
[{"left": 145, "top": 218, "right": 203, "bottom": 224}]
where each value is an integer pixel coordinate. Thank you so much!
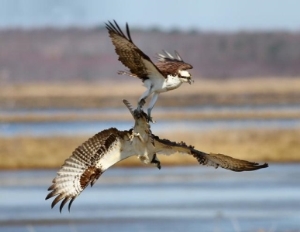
[{"left": 0, "top": 165, "right": 300, "bottom": 232}]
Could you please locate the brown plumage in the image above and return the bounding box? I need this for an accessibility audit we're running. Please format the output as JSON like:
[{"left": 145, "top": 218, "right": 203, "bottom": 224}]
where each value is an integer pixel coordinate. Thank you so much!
[
  {"left": 45, "top": 127, "right": 132, "bottom": 212},
  {"left": 106, "top": 20, "right": 193, "bottom": 80},
  {"left": 106, "top": 21, "right": 194, "bottom": 121},
  {"left": 46, "top": 101, "right": 268, "bottom": 212},
  {"left": 153, "top": 135, "right": 268, "bottom": 172},
  {"left": 106, "top": 20, "right": 159, "bottom": 81},
  {"left": 155, "top": 60, "right": 193, "bottom": 78}
]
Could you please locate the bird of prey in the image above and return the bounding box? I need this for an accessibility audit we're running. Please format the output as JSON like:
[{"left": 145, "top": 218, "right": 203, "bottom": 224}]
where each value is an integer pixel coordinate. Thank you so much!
[
  {"left": 46, "top": 100, "right": 268, "bottom": 212},
  {"left": 106, "top": 20, "right": 193, "bottom": 122}
]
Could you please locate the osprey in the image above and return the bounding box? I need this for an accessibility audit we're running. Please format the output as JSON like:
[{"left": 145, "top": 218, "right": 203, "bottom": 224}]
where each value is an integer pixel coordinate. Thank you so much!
[
  {"left": 46, "top": 100, "right": 268, "bottom": 212},
  {"left": 106, "top": 20, "right": 193, "bottom": 122}
]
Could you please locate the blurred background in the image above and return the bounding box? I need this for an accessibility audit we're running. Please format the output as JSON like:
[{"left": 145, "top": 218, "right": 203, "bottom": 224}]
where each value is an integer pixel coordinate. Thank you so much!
[{"left": 0, "top": 0, "right": 299, "bottom": 231}]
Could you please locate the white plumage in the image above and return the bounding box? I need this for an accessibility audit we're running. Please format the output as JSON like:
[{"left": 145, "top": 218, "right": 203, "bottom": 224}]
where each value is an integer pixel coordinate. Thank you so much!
[
  {"left": 106, "top": 20, "right": 193, "bottom": 121},
  {"left": 46, "top": 100, "right": 268, "bottom": 212}
]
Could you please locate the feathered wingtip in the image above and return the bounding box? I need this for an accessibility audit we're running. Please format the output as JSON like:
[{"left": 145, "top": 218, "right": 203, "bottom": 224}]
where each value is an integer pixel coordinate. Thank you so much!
[
  {"left": 157, "top": 50, "right": 183, "bottom": 62},
  {"left": 105, "top": 20, "right": 133, "bottom": 42},
  {"left": 45, "top": 187, "right": 77, "bottom": 213}
]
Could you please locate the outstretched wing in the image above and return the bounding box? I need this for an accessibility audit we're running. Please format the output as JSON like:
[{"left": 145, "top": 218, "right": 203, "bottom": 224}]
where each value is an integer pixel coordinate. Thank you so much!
[
  {"left": 45, "top": 128, "right": 133, "bottom": 212},
  {"left": 106, "top": 20, "right": 166, "bottom": 81},
  {"left": 191, "top": 151, "right": 268, "bottom": 172},
  {"left": 153, "top": 135, "right": 268, "bottom": 172}
]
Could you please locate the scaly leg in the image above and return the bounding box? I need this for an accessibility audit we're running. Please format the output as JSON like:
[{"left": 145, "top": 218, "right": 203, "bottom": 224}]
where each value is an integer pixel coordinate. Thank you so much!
[
  {"left": 138, "top": 99, "right": 146, "bottom": 111},
  {"left": 147, "top": 93, "right": 159, "bottom": 123},
  {"left": 137, "top": 88, "right": 151, "bottom": 111}
]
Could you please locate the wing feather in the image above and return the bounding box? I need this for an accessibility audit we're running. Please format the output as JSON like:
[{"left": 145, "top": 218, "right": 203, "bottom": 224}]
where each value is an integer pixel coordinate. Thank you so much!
[
  {"left": 155, "top": 50, "right": 193, "bottom": 77},
  {"left": 46, "top": 128, "right": 133, "bottom": 212},
  {"left": 153, "top": 135, "right": 268, "bottom": 172},
  {"left": 125, "top": 22, "right": 133, "bottom": 42},
  {"left": 191, "top": 151, "right": 268, "bottom": 172},
  {"left": 106, "top": 20, "right": 165, "bottom": 80}
]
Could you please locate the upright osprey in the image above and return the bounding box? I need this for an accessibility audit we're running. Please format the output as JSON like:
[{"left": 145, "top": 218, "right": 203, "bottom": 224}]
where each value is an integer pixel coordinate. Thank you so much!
[
  {"left": 46, "top": 100, "right": 268, "bottom": 212},
  {"left": 106, "top": 20, "right": 193, "bottom": 122}
]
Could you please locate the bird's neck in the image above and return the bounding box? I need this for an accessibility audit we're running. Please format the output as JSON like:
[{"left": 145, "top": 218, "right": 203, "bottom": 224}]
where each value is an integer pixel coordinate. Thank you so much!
[{"left": 163, "top": 75, "right": 183, "bottom": 90}]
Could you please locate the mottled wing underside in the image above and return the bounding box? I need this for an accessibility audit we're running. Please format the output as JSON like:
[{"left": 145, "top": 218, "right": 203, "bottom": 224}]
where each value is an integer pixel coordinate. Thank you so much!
[
  {"left": 106, "top": 20, "right": 165, "bottom": 80},
  {"left": 153, "top": 135, "right": 268, "bottom": 172},
  {"left": 45, "top": 128, "right": 129, "bottom": 212},
  {"left": 191, "top": 151, "right": 268, "bottom": 172}
]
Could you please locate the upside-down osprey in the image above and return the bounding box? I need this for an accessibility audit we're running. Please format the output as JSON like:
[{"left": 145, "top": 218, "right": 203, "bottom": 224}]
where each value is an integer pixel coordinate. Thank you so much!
[
  {"left": 106, "top": 20, "right": 193, "bottom": 122},
  {"left": 46, "top": 100, "right": 268, "bottom": 212}
]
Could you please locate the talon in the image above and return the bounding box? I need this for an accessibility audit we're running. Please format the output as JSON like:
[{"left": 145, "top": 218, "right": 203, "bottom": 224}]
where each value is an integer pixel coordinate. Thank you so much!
[
  {"left": 147, "top": 116, "right": 155, "bottom": 123},
  {"left": 147, "top": 109, "right": 155, "bottom": 123},
  {"left": 151, "top": 154, "right": 161, "bottom": 169},
  {"left": 138, "top": 99, "right": 146, "bottom": 108},
  {"left": 157, "top": 162, "right": 161, "bottom": 170}
]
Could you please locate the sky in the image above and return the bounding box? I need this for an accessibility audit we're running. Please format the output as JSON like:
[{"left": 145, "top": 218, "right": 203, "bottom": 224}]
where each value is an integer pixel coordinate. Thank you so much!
[{"left": 0, "top": 0, "right": 299, "bottom": 31}]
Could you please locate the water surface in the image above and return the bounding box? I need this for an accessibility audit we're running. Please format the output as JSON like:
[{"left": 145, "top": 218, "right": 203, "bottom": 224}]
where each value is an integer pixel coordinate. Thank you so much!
[{"left": 0, "top": 165, "right": 299, "bottom": 232}]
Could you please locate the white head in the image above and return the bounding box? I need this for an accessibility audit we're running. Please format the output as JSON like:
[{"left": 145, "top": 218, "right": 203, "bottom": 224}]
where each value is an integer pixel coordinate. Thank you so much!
[
  {"left": 156, "top": 50, "right": 193, "bottom": 84},
  {"left": 178, "top": 70, "right": 193, "bottom": 84}
]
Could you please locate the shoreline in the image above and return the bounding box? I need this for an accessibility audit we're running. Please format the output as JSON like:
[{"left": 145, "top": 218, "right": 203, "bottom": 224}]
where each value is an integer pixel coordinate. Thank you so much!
[
  {"left": 1, "top": 78, "right": 300, "bottom": 110},
  {"left": 1, "top": 78, "right": 300, "bottom": 169},
  {"left": 1, "top": 128, "right": 299, "bottom": 170}
]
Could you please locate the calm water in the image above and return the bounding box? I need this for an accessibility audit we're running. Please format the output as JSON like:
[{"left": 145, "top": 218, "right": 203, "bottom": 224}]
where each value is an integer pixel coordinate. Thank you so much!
[
  {"left": 0, "top": 165, "right": 300, "bottom": 232},
  {"left": 1, "top": 105, "right": 300, "bottom": 137}
]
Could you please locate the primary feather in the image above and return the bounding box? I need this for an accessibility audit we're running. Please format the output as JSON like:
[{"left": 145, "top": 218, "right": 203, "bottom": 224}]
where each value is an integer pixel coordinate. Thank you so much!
[
  {"left": 46, "top": 101, "right": 268, "bottom": 212},
  {"left": 106, "top": 20, "right": 193, "bottom": 121}
]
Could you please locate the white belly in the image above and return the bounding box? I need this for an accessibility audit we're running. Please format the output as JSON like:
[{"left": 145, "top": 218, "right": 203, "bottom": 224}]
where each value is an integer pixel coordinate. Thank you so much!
[
  {"left": 161, "top": 75, "right": 182, "bottom": 92},
  {"left": 131, "top": 132, "right": 155, "bottom": 164},
  {"left": 144, "top": 75, "right": 182, "bottom": 94}
]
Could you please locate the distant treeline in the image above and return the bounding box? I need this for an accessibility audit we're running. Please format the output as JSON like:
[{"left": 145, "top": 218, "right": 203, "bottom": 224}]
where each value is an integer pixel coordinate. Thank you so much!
[{"left": 0, "top": 28, "right": 299, "bottom": 83}]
